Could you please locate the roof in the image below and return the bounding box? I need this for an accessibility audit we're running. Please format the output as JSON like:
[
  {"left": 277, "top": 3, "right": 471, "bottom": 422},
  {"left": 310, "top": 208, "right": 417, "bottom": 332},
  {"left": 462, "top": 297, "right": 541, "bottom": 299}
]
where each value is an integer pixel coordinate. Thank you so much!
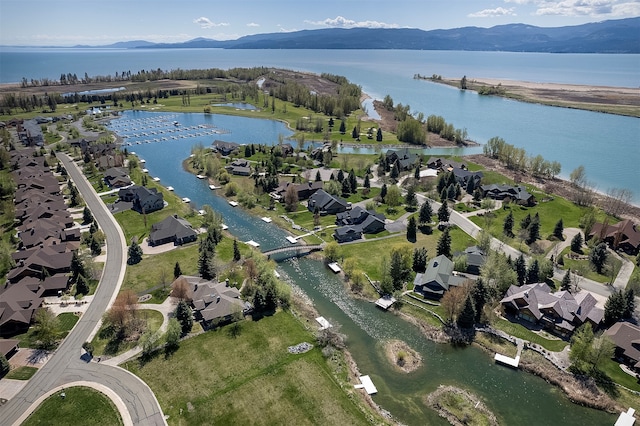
[
  {"left": 171, "top": 275, "right": 246, "bottom": 322},
  {"left": 0, "top": 339, "right": 19, "bottom": 357},
  {"left": 413, "top": 255, "right": 467, "bottom": 294},
  {"left": 149, "top": 215, "right": 197, "bottom": 244},
  {"left": 308, "top": 189, "right": 349, "bottom": 212},
  {"left": 590, "top": 219, "right": 640, "bottom": 250},
  {"left": 604, "top": 322, "right": 640, "bottom": 367}
]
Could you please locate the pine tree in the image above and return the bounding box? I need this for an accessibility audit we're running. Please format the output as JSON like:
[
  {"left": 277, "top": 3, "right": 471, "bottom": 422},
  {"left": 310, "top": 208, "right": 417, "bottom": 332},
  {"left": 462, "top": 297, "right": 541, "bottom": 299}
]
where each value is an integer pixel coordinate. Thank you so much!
[
  {"left": 412, "top": 247, "right": 428, "bottom": 273},
  {"left": 233, "top": 239, "right": 241, "bottom": 262},
  {"left": 76, "top": 274, "right": 90, "bottom": 295},
  {"left": 514, "top": 254, "right": 527, "bottom": 285},
  {"left": 174, "top": 261, "right": 182, "bottom": 279},
  {"left": 457, "top": 295, "right": 476, "bottom": 329},
  {"left": 553, "top": 218, "right": 564, "bottom": 240},
  {"left": 414, "top": 165, "right": 420, "bottom": 179},
  {"left": 571, "top": 232, "right": 583, "bottom": 253},
  {"left": 380, "top": 184, "right": 387, "bottom": 202},
  {"left": 520, "top": 213, "right": 531, "bottom": 230},
  {"left": 315, "top": 170, "right": 322, "bottom": 182},
  {"left": 526, "top": 259, "right": 540, "bottom": 284},
  {"left": 407, "top": 216, "right": 417, "bottom": 242},
  {"left": 363, "top": 174, "right": 370, "bottom": 189},
  {"left": 175, "top": 300, "right": 193, "bottom": 335},
  {"left": 390, "top": 161, "right": 399, "bottom": 180},
  {"left": 503, "top": 210, "right": 514, "bottom": 237},
  {"left": 337, "top": 169, "right": 345, "bottom": 182},
  {"left": 82, "top": 206, "right": 93, "bottom": 224},
  {"left": 437, "top": 201, "right": 450, "bottom": 223},
  {"left": 437, "top": 228, "right": 452, "bottom": 258},
  {"left": 471, "top": 278, "right": 488, "bottom": 322},
  {"left": 349, "top": 170, "right": 357, "bottom": 193},
  {"left": 127, "top": 241, "right": 143, "bottom": 265},
  {"left": 376, "top": 128, "right": 382, "bottom": 141},
  {"left": 419, "top": 201, "right": 432, "bottom": 224},
  {"left": 561, "top": 269, "right": 572, "bottom": 291},
  {"left": 590, "top": 242, "right": 608, "bottom": 274},
  {"left": 405, "top": 186, "right": 417, "bottom": 209},
  {"left": 447, "top": 183, "right": 456, "bottom": 200},
  {"left": 526, "top": 215, "right": 540, "bottom": 245},
  {"left": 466, "top": 177, "right": 476, "bottom": 194}
]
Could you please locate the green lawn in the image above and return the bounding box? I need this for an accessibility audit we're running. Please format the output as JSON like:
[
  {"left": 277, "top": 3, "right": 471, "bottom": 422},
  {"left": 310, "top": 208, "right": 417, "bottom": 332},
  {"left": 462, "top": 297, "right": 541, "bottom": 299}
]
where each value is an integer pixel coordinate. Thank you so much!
[
  {"left": 23, "top": 386, "right": 123, "bottom": 426},
  {"left": 493, "top": 318, "right": 568, "bottom": 352},
  {"left": 91, "top": 309, "right": 164, "bottom": 357},
  {"left": 57, "top": 313, "right": 80, "bottom": 333},
  {"left": 559, "top": 246, "right": 621, "bottom": 284},
  {"left": 5, "top": 366, "right": 38, "bottom": 380},
  {"left": 599, "top": 358, "right": 640, "bottom": 392},
  {"left": 124, "top": 311, "right": 375, "bottom": 426}
]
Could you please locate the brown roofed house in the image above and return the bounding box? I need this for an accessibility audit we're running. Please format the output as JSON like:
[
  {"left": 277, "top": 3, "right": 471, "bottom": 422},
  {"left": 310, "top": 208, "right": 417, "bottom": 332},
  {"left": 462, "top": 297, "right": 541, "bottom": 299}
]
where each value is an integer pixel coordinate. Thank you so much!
[
  {"left": 589, "top": 219, "right": 640, "bottom": 254},
  {"left": 604, "top": 321, "right": 640, "bottom": 372}
]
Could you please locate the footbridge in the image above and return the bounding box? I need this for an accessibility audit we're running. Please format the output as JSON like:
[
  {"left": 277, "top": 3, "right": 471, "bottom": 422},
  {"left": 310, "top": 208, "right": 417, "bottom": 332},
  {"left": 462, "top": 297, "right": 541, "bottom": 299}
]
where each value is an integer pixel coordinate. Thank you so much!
[{"left": 262, "top": 244, "right": 325, "bottom": 258}]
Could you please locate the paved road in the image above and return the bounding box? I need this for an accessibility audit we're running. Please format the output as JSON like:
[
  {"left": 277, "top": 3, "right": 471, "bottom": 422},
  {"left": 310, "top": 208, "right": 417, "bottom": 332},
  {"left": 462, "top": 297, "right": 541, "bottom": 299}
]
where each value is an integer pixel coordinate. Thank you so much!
[{"left": 0, "top": 154, "right": 166, "bottom": 426}]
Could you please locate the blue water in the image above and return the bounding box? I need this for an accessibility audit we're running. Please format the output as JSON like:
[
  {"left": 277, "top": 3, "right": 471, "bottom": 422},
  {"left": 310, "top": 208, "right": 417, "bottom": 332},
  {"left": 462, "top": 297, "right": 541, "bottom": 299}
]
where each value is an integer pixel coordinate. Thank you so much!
[
  {"left": 2, "top": 48, "right": 639, "bottom": 202},
  {"left": 110, "top": 110, "right": 614, "bottom": 425}
]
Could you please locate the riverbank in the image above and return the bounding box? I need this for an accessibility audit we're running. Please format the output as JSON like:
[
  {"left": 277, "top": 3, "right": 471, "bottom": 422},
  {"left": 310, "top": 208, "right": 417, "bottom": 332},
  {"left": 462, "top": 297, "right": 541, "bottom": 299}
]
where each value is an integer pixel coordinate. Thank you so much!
[{"left": 421, "top": 76, "right": 640, "bottom": 118}]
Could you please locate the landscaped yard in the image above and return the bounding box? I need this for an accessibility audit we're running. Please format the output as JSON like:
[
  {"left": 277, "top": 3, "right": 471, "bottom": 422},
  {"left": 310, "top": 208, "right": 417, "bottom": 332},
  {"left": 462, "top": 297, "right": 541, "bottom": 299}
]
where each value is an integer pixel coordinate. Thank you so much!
[
  {"left": 124, "top": 311, "right": 375, "bottom": 426},
  {"left": 493, "top": 317, "right": 568, "bottom": 352},
  {"left": 91, "top": 309, "right": 164, "bottom": 357},
  {"left": 22, "top": 386, "right": 123, "bottom": 426},
  {"left": 5, "top": 366, "right": 38, "bottom": 380}
]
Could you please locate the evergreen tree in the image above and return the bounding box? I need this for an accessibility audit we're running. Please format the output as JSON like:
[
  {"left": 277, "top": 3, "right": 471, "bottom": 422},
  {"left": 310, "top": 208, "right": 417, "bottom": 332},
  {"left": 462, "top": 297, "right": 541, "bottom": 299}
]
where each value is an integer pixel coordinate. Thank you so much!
[
  {"left": 623, "top": 288, "right": 636, "bottom": 319},
  {"left": 503, "top": 210, "right": 514, "bottom": 237},
  {"left": 553, "top": 218, "right": 564, "bottom": 240},
  {"left": 471, "top": 278, "right": 488, "bottom": 322},
  {"left": 348, "top": 170, "right": 357, "bottom": 193},
  {"left": 407, "top": 216, "right": 417, "bottom": 242},
  {"left": 89, "top": 235, "right": 101, "bottom": 256},
  {"left": 561, "top": 269, "right": 572, "bottom": 291},
  {"left": 341, "top": 178, "right": 351, "bottom": 195},
  {"left": 436, "top": 227, "right": 452, "bottom": 258},
  {"left": 76, "top": 274, "right": 90, "bottom": 295},
  {"left": 127, "top": 241, "right": 143, "bottom": 265},
  {"left": 389, "top": 249, "right": 410, "bottom": 292},
  {"left": 70, "top": 250, "right": 86, "bottom": 281},
  {"left": 233, "top": 239, "right": 241, "bottom": 262},
  {"left": 174, "top": 261, "right": 182, "bottom": 279},
  {"left": 376, "top": 128, "right": 382, "bottom": 141},
  {"left": 457, "top": 296, "right": 476, "bottom": 329},
  {"left": 437, "top": 201, "right": 450, "bottom": 223},
  {"left": 175, "top": 300, "right": 193, "bottom": 335},
  {"left": 405, "top": 186, "right": 417, "bottom": 209},
  {"left": 315, "top": 170, "right": 322, "bottom": 182},
  {"left": 82, "top": 206, "right": 93, "bottom": 224},
  {"left": 380, "top": 184, "right": 387, "bottom": 202},
  {"left": 390, "top": 161, "right": 399, "bottom": 180},
  {"left": 447, "top": 183, "right": 456, "bottom": 200},
  {"left": 352, "top": 126, "right": 358, "bottom": 138},
  {"left": 520, "top": 213, "right": 531, "bottom": 230},
  {"left": 604, "top": 290, "right": 626, "bottom": 326},
  {"left": 526, "top": 259, "right": 540, "bottom": 284},
  {"left": 337, "top": 169, "right": 345, "bottom": 182},
  {"left": 436, "top": 173, "right": 447, "bottom": 194},
  {"left": 419, "top": 201, "right": 432, "bottom": 224},
  {"left": 414, "top": 165, "right": 420, "bottom": 179},
  {"left": 590, "top": 242, "right": 608, "bottom": 274},
  {"left": 466, "top": 177, "right": 476, "bottom": 194},
  {"left": 514, "top": 254, "right": 527, "bottom": 285},
  {"left": 571, "top": 232, "right": 583, "bottom": 253},
  {"left": 526, "top": 215, "right": 540, "bottom": 245},
  {"left": 473, "top": 188, "right": 483, "bottom": 202},
  {"left": 89, "top": 221, "right": 98, "bottom": 235},
  {"left": 440, "top": 188, "right": 448, "bottom": 203},
  {"left": 412, "top": 247, "right": 428, "bottom": 273},
  {"left": 363, "top": 174, "right": 370, "bottom": 189}
]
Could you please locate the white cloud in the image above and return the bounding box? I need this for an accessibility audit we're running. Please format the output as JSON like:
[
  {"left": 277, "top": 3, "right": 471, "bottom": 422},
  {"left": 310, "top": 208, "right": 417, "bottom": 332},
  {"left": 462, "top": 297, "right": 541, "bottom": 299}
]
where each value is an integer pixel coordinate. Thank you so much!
[
  {"left": 247, "top": 22, "right": 260, "bottom": 27},
  {"left": 503, "top": 0, "right": 640, "bottom": 17},
  {"left": 468, "top": 7, "right": 517, "bottom": 18},
  {"left": 193, "top": 17, "right": 229, "bottom": 29},
  {"left": 305, "top": 16, "right": 399, "bottom": 29},
  {"left": 277, "top": 25, "right": 298, "bottom": 33}
]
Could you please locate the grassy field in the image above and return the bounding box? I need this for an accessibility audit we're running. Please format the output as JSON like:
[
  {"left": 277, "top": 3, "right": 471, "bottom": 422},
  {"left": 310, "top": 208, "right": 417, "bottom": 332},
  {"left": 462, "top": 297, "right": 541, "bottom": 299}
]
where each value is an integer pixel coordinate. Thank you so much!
[
  {"left": 493, "top": 317, "right": 568, "bottom": 352},
  {"left": 22, "top": 386, "right": 123, "bottom": 426},
  {"left": 600, "top": 358, "right": 640, "bottom": 392},
  {"left": 124, "top": 311, "right": 376, "bottom": 426},
  {"left": 91, "top": 309, "right": 164, "bottom": 357},
  {"left": 5, "top": 366, "right": 38, "bottom": 380}
]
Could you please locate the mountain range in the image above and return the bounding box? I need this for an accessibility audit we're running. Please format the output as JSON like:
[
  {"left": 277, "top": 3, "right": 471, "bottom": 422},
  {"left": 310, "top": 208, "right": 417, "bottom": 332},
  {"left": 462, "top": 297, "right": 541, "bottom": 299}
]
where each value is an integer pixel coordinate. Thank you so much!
[{"left": 79, "top": 17, "right": 640, "bottom": 53}]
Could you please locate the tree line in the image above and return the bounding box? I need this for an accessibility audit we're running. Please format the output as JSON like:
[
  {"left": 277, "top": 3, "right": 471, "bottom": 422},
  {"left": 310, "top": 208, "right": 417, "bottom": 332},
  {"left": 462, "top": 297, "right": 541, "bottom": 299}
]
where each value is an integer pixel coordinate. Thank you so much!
[{"left": 483, "top": 136, "right": 561, "bottom": 178}]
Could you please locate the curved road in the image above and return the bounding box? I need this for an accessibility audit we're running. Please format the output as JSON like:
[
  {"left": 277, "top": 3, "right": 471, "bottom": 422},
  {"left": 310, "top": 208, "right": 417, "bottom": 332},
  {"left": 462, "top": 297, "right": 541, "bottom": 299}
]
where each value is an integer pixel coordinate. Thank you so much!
[{"left": 0, "top": 154, "right": 166, "bottom": 425}]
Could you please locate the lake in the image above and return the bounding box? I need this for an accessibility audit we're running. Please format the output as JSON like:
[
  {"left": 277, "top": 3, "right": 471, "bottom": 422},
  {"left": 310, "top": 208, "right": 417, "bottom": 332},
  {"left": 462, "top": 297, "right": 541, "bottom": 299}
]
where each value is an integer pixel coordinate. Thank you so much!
[
  {"left": 2, "top": 47, "right": 639, "bottom": 201},
  {"left": 109, "top": 109, "right": 616, "bottom": 425}
]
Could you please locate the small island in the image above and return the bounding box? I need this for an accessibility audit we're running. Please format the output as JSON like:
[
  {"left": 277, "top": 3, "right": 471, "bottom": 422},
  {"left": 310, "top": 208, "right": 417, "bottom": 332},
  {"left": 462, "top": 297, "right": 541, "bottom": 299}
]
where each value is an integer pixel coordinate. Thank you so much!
[
  {"left": 425, "top": 385, "right": 499, "bottom": 426},
  {"left": 383, "top": 339, "right": 422, "bottom": 373}
]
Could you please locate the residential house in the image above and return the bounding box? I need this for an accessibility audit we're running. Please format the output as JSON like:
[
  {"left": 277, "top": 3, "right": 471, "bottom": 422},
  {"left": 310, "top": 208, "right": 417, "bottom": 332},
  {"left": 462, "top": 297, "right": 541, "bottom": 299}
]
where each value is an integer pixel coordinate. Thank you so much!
[
  {"left": 6, "top": 245, "right": 73, "bottom": 283},
  {"left": 103, "top": 167, "right": 132, "bottom": 188},
  {"left": 132, "top": 186, "right": 164, "bottom": 213},
  {"left": 589, "top": 219, "right": 640, "bottom": 254},
  {"left": 454, "top": 246, "right": 487, "bottom": 275},
  {"left": 333, "top": 206, "right": 386, "bottom": 242},
  {"left": 18, "top": 119, "right": 44, "bottom": 146},
  {"left": 0, "top": 339, "right": 20, "bottom": 359},
  {"left": 604, "top": 322, "right": 640, "bottom": 372},
  {"left": 212, "top": 140, "right": 240, "bottom": 156},
  {"left": 271, "top": 181, "right": 323, "bottom": 201},
  {"left": 171, "top": 275, "right": 250, "bottom": 326},
  {"left": 307, "top": 189, "right": 349, "bottom": 215},
  {"left": 500, "top": 283, "right": 604, "bottom": 337},
  {"left": 386, "top": 148, "right": 420, "bottom": 171},
  {"left": 148, "top": 215, "right": 198, "bottom": 246},
  {"left": 226, "top": 159, "right": 252, "bottom": 176},
  {"left": 0, "top": 284, "right": 44, "bottom": 336},
  {"left": 451, "top": 167, "right": 483, "bottom": 189},
  {"left": 481, "top": 184, "right": 536, "bottom": 206},
  {"left": 413, "top": 254, "right": 469, "bottom": 299}
]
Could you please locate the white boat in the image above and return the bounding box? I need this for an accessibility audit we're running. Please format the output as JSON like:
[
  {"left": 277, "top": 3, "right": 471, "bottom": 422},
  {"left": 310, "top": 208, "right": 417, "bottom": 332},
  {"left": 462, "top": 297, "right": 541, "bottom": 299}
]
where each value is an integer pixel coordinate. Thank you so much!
[
  {"left": 182, "top": 197, "right": 191, "bottom": 203},
  {"left": 228, "top": 200, "right": 238, "bottom": 207},
  {"left": 261, "top": 217, "right": 272, "bottom": 223}
]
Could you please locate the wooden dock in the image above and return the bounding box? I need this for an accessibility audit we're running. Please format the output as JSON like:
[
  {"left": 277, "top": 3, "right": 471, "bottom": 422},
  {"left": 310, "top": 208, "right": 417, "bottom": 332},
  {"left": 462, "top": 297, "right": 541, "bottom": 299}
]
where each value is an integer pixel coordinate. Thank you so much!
[
  {"left": 354, "top": 375, "right": 377, "bottom": 395},
  {"left": 494, "top": 339, "right": 524, "bottom": 368}
]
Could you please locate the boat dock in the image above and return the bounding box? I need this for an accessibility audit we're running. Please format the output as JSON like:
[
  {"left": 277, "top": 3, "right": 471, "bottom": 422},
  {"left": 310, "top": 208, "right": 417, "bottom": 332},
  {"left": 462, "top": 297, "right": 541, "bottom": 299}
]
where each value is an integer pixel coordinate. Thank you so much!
[
  {"left": 246, "top": 240, "right": 260, "bottom": 248},
  {"left": 261, "top": 217, "right": 272, "bottom": 223},
  {"left": 228, "top": 200, "right": 238, "bottom": 207},
  {"left": 354, "top": 375, "right": 377, "bottom": 395},
  {"left": 328, "top": 262, "right": 341, "bottom": 273},
  {"left": 494, "top": 339, "right": 524, "bottom": 368},
  {"left": 375, "top": 296, "right": 396, "bottom": 310},
  {"left": 182, "top": 197, "right": 191, "bottom": 203},
  {"left": 316, "top": 316, "right": 332, "bottom": 330},
  {"left": 286, "top": 236, "right": 298, "bottom": 244}
]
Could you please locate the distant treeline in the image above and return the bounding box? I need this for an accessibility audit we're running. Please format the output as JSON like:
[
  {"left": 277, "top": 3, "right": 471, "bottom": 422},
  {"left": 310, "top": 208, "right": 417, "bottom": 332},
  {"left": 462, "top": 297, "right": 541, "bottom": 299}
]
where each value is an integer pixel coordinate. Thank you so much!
[
  {"left": 3, "top": 68, "right": 362, "bottom": 118},
  {"left": 483, "top": 136, "right": 561, "bottom": 178}
]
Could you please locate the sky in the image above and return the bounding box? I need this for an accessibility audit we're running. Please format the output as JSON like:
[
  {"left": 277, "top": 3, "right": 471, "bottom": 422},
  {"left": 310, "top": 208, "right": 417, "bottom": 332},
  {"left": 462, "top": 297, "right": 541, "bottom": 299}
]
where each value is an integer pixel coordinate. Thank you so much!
[{"left": 1, "top": 0, "right": 639, "bottom": 46}]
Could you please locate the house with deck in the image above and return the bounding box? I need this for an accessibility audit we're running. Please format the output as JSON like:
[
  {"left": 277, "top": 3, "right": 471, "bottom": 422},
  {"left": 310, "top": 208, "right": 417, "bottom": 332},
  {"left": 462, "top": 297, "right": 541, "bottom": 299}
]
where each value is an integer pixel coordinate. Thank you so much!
[
  {"left": 413, "top": 255, "right": 469, "bottom": 299},
  {"left": 604, "top": 321, "right": 640, "bottom": 373},
  {"left": 480, "top": 184, "right": 535, "bottom": 206},
  {"left": 589, "top": 219, "right": 640, "bottom": 254},
  {"left": 308, "top": 189, "right": 349, "bottom": 215},
  {"left": 148, "top": 215, "right": 197, "bottom": 246}
]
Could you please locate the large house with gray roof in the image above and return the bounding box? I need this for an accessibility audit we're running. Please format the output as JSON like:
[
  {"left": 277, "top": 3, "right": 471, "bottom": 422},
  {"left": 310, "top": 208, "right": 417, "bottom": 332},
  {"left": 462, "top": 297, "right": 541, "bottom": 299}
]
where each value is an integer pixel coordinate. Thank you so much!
[
  {"left": 307, "top": 189, "right": 349, "bottom": 216},
  {"left": 413, "top": 255, "right": 469, "bottom": 299},
  {"left": 148, "top": 215, "right": 198, "bottom": 247},
  {"left": 500, "top": 283, "right": 604, "bottom": 337},
  {"left": 604, "top": 322, "right": 640, "bottom": 372},
  {"left": 481, "top": 184, "right": 536, "bottom": 206}
]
